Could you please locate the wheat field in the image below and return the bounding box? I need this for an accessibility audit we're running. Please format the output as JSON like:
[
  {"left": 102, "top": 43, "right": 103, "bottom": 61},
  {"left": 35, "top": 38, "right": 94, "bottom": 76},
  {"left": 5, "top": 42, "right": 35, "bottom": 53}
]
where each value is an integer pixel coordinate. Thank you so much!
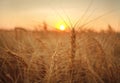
[{"left": 0, "top": 27, "right": 120, "bottom": 83}]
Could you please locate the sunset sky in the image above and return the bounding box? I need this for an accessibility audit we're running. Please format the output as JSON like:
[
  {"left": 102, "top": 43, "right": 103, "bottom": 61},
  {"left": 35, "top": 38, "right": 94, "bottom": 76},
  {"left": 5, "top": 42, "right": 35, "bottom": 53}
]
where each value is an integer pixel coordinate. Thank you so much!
[{"left": 0, "top": 0, "right": 120, "bottom": 31}]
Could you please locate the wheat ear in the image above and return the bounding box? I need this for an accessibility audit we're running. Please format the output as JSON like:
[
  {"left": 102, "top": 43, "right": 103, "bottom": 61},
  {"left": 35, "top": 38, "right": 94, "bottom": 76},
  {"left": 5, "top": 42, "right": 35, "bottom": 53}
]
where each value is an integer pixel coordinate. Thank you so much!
[{"left": 70, "top": 28, "right": 76, "bottom": 83}]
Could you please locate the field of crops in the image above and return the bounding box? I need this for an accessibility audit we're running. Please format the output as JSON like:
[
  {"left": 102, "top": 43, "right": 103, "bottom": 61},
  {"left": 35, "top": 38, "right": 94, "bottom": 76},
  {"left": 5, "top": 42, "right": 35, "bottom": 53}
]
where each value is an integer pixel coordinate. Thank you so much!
[{"left": 0, "top": 27, "right": 120, "bottom": 83}]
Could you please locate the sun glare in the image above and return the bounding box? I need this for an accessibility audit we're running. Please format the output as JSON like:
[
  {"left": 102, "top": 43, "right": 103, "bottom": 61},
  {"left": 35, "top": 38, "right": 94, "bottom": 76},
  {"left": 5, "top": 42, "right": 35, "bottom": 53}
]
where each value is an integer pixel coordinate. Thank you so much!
[
  {"left": 55, "top": 21, "right": 67, "bottom": 31},
  {"left": 59, "top": 25, "right": 65, "bottom": 31}
]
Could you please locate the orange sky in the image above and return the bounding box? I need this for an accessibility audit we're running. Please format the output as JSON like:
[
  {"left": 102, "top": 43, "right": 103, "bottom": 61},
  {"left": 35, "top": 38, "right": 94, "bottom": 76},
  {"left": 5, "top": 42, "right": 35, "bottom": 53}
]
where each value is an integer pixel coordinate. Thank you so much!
[{"left": 0, "top": 0, "right": 120, "bottom": 31}]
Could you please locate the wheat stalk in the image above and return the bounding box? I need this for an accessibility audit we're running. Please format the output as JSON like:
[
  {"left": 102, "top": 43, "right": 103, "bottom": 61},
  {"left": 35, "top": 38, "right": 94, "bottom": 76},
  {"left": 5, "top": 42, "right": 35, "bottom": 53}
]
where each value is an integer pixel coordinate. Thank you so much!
[{"left": 69, "top": 28, "right": 76, "bottom": 83}]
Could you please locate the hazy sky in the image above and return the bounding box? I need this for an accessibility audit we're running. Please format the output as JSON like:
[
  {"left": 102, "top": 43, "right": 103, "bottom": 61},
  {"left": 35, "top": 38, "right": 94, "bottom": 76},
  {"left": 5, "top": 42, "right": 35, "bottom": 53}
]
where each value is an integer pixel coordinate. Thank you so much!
[{"left": 0, "top": 0, "right": 120, "bottom": 30}]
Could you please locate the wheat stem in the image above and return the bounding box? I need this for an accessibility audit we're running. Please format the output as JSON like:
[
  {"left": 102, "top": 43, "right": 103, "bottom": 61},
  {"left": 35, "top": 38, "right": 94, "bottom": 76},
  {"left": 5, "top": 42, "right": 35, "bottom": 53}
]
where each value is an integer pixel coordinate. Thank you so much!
[{"left": 70, "top": 28, "right": 76, "bottom": 83}]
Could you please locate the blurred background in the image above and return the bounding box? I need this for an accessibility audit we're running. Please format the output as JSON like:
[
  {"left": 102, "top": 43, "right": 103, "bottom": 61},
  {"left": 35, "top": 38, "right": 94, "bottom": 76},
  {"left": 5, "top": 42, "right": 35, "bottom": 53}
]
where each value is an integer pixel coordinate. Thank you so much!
[{"left": 0, "top": 0, "right": 120, "bottom": 31}]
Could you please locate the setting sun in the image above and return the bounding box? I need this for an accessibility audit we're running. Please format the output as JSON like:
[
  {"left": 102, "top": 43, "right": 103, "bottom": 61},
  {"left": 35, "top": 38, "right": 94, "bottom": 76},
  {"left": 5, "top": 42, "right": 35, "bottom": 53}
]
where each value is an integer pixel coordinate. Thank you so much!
[
  {"left": 59, "top": 25, "right": 65, "bottom": 31},
  {"left": 55, "top": 22, "right": 67, "bottom": 31}
]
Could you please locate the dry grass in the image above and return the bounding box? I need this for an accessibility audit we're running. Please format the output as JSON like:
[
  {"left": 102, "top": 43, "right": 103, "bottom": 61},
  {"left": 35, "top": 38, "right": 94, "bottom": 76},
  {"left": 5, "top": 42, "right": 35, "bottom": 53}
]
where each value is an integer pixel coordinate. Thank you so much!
[{"left": 0, "top": 28, "right": 120, "bottom": 83}]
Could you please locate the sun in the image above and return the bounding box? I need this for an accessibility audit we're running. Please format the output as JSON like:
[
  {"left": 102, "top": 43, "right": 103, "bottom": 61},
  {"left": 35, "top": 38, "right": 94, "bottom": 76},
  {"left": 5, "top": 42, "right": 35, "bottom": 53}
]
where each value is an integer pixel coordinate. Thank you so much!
[
  {"left": 59, "top": 25, "right": 65, "bottom": 31},
  {"left": 55, "top": 21, "right": 67, "bottom": 31}
]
